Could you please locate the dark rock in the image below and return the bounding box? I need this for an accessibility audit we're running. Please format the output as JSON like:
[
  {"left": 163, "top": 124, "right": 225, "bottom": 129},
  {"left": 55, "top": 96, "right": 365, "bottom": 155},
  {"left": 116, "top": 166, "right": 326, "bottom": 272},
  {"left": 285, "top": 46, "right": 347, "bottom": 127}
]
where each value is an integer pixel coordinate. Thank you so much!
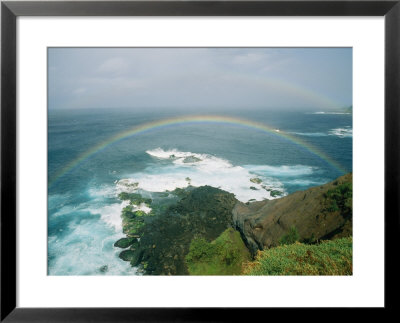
[
  {"left": 130, "top": 249, "right": 145, "bottom": 267},
  {"left": 250, "top": 178, "right": 262, "bottom": 184},
  {"left": 99, "top": 265, "right": 108, "bottom": 273},
  {"left": 270, "top": 190, "right": 282, "bottom": 197},
  {"left": 182, "top": 156, "right": 202, "bottom": 163},
  {"left": 131, "top": 186, "right": 238, "bottom": 275},
  {"left": 119, "top": 250, "right": 136, "bottom": 262},
  {"left": 114, "top": 237, "right": 138, "bottom": 249}
]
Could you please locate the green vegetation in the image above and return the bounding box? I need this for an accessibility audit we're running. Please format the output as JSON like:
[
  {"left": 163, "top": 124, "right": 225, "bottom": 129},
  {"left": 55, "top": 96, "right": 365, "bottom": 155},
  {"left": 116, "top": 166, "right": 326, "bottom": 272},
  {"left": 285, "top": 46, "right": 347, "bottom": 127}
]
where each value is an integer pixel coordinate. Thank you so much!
[
  {"left": 118, "top": 192, "right": 152, "bottom": 206},
  {"left": 117, "top": 192, "right": 155, "bottom": 237},
  {"left": 244, "top": 237, "right": 352, "bottom": 275},
  {"left": 120, "top": 205, "right": 150, "bottom": 237},
  {"left": 133, "top": 210, "right": 147, "bottom": 217},
  {"left": 170, "top": 187, "right": 190, "bottom": 198},
  {"left": 118, "top": 192, "right": 141, "bottom": 201},
  {"left": 122, "top": 217, "right": 145, "bottom": 237},
  {"left": 185, "top": 228, "right": 251, "bottom": 275},
  {"left": 324, "top": 182, "right": 352, "bottom": 217},
  {"left": 121, "top": 205, "right": 136, "bottom": 219},
  {"left": 279, "top": 226, "right": 299, "bottom": 245}
]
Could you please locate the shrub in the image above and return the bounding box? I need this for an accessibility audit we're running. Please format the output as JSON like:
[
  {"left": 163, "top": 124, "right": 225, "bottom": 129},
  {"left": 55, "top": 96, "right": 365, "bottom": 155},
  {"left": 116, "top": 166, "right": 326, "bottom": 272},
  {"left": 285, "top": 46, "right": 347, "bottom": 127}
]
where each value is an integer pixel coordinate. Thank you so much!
[
  {"left": 324, "top": 182, "right": 352, "bottom": 218},
  {"left": 243, "top": 237, "right": 352, "bottom": 275}
]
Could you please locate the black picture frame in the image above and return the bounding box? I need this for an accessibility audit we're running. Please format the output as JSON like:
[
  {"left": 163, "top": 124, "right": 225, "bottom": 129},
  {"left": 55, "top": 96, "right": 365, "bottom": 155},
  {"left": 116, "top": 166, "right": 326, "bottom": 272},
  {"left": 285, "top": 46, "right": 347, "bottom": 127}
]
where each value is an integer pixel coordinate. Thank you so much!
[{"left": 1, "top": 0, "right": 399, "bottom": 321}]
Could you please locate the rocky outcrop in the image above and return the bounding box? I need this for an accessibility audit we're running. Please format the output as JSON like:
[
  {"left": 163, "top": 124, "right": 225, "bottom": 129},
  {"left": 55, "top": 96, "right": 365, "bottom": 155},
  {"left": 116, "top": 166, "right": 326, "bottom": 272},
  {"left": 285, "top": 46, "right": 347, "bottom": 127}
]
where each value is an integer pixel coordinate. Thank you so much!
[
  {"left": 114, "top": 237, "right": 138, "bottom": 249},
  {"left": 183, "top": 156, "right": 202, "bottom": 163},
  {"left": 115, "top": 173, "right": 353, "bottom": 274},
  {"left": 128, "top": 186, "right": 237, "bottom": 275},
  {"left": 232, "top": 173, "right": 352, "bottom": 255}
]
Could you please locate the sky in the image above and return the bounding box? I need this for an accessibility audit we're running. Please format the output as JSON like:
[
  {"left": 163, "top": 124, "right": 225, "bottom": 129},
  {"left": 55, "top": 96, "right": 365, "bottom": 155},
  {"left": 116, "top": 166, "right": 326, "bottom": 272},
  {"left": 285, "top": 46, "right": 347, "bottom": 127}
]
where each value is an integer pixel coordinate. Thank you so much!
[{"left": 48, "top": 48, "right": 352, "bottom": 111}]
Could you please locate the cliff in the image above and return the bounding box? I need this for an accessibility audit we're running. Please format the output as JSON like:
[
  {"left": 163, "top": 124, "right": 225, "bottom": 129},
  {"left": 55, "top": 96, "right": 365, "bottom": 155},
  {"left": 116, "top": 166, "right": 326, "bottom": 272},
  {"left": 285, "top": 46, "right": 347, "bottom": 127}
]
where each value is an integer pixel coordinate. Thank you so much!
[{"left": 232, "top": 173, "right": 352, "bottom": 255}]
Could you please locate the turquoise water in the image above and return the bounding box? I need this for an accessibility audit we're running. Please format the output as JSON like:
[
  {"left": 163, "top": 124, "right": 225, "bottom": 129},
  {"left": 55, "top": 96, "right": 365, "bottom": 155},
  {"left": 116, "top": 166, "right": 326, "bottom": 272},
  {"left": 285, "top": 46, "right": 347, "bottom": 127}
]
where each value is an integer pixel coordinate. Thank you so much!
[{"left": 48, "top": 108, "right": 352, "bottom": 275}]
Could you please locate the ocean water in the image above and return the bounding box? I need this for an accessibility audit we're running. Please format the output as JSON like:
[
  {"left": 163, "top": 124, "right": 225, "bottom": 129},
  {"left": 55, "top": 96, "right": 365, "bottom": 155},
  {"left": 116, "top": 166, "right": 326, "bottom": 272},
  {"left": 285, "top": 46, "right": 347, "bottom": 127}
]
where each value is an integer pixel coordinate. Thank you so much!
[{"left": 48, "top": 108, "right": 352, "bottom": 275}]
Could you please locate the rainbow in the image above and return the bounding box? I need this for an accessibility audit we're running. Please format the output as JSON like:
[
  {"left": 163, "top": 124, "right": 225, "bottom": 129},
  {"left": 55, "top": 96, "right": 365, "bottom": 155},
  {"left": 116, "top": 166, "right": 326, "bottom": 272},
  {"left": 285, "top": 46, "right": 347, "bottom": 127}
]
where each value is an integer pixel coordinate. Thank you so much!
[
  {"left": 49, "top": 115, "right": 347, "bottom": 186},
  {"left": 220, "top": 73, "right": 343, "bottom": 111}
]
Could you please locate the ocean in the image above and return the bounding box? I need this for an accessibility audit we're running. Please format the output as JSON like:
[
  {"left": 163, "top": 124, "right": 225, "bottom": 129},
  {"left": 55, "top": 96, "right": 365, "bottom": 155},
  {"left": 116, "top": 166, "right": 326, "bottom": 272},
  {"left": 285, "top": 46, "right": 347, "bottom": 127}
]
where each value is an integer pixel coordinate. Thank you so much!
[{"left": 48, "top": 107, "right": 352, "bottom": 275}]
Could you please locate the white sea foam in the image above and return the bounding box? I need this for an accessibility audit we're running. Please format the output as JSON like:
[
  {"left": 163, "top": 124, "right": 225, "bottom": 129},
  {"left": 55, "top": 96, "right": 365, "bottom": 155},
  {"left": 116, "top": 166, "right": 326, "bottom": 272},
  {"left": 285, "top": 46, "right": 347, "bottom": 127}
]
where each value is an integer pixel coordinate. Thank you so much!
[
  {"left": 146, "top": 148, "right": 192, "bottom": 159},
  {"left": 50, "top": 194, "right": 100, "bottom": 218},
  {"left": 88, "top": 179, "right": 141, "bottom": 199},
  {"left": 147, "top": 148, "right": 233, "bottom": 170},
  {"left": 328, "top": 127, "right": 353, "bottom": 138},
  {"left": 115, "top": 178, "right": 140, "bottom": 193},
  {"left": 86, "top": 183, "right": 153, "bottom": 230},
  {"left": 284, "top": 179, "right": 326, "bottom": 186},
  {"left": 289, "top": 127, "right": 352, "bottom": 138},
  {"left": 48, "top": 224, "right": 138, "bottom": 275},
  {"left": 48, "top": 195, "right": 139, "bottom": 275},
  {"left": 244, "top": 164, "right": 315, "bottom": 177},
  {"left": 88, "top": 184, "right": 119, "bottom": 198},
  {"left": 136, "top": 203, "right": 152, "bottom": 214},
  {"left": 119, "top": 173, "right": 189, "bottom": 192},
  {"left": 86, "top": 200, "right": 130, "bottom": 231},
  {"left": 119, "top": 148, "right": 292, "bottom": 202}
]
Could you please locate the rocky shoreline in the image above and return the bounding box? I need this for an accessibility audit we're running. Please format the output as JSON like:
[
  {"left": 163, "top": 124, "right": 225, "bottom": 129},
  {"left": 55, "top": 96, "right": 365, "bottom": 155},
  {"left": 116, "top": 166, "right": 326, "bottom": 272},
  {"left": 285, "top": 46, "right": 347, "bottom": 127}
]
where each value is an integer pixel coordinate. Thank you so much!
[
  {"left": 113, "top": 173, "right": 352, "bottom": 275},
  {"left": 233, "top": 173, "right": 352, "bottom": 255}
]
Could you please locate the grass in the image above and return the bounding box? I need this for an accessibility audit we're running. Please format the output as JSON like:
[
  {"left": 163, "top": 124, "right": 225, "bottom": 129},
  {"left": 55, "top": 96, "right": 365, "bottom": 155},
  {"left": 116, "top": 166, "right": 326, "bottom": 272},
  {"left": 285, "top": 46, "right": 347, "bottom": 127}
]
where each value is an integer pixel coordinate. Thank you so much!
[
  {"left": 243, "top": 237, "right": 352, "bottom": 275},
  {"left": 185, "top": 228, "right": 251, "bottom": 275}
]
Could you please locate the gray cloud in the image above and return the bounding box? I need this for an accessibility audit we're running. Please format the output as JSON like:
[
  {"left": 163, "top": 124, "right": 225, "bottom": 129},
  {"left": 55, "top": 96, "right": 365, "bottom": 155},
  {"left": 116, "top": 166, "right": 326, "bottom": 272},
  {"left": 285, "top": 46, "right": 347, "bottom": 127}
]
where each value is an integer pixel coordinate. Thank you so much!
[{"left": 48, "top": 48, "right": 352, "bottom": 111}]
